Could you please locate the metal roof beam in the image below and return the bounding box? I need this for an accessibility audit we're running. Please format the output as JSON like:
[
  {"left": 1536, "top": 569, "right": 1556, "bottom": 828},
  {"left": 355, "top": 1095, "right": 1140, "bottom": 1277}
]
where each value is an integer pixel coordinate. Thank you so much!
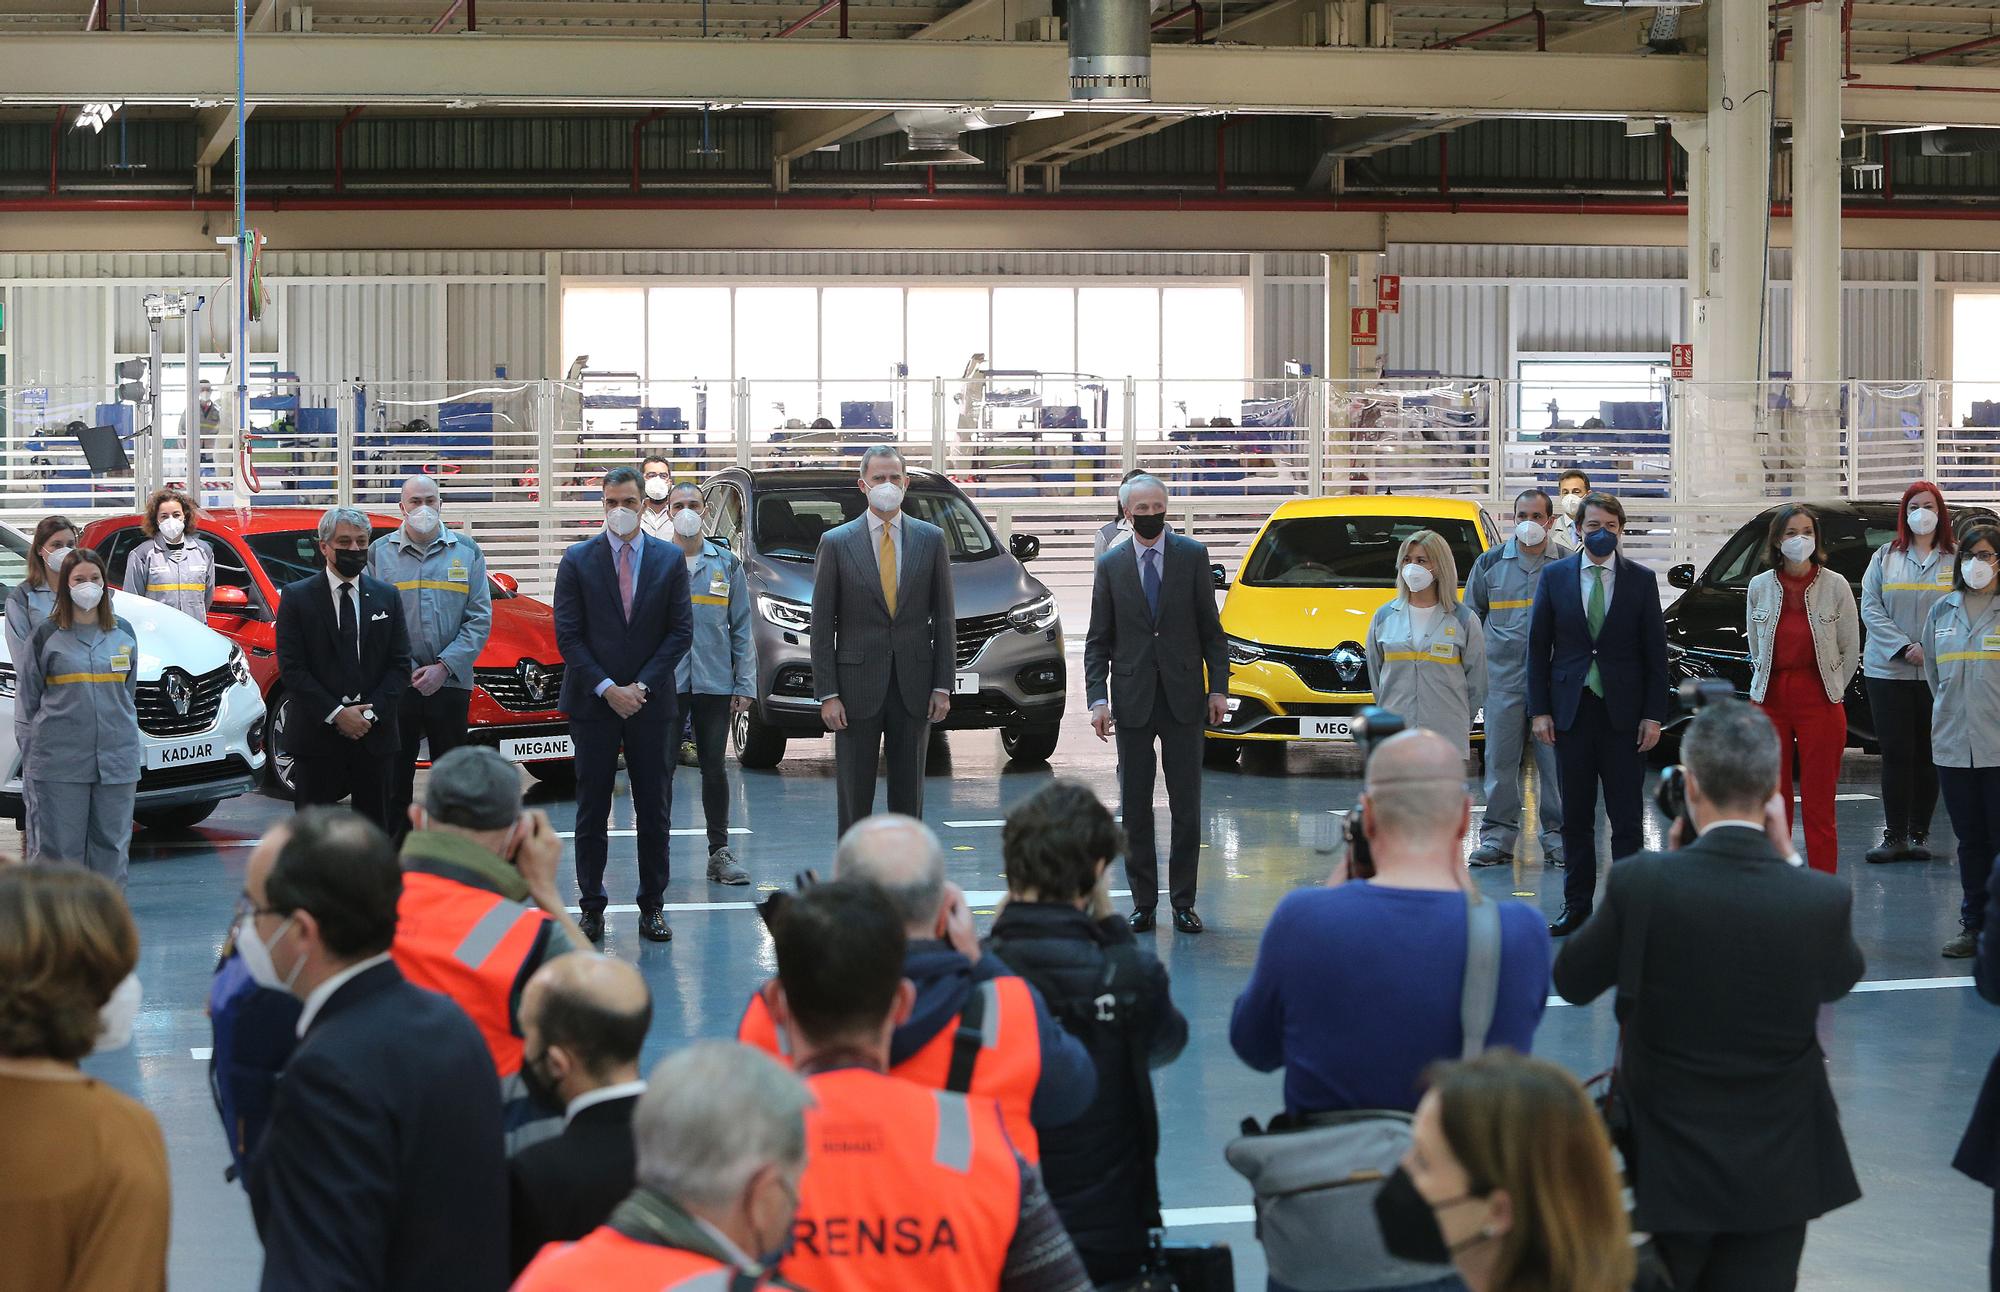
[
  {"left": 0, "top": 35, "right": 1709, "bottom": 119},
  {"left": 1004, "top": 112, "right": 1174, "bottom": 167},
  {"left": 1786, "top": 60, "right": 2000, "bottom": 128}
]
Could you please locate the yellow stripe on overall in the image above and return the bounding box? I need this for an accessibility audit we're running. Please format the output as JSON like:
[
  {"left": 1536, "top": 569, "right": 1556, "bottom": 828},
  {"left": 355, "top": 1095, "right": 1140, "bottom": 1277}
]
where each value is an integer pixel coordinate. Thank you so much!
[{"left": 47, "top": 672, "right": 125, "bottom": 684}]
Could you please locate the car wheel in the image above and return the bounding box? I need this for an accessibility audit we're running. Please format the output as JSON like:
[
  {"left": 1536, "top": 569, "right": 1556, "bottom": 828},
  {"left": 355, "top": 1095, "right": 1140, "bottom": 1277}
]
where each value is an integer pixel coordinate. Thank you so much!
[
  {"left": 264, "top": 692, "right": 298, "bottom": 801},
  {"left": 732, "top": 706, "right": 788, "bottom": 770},
  {"left": 1000, "top": 724, "right": 1060, "bottom": 764},
  {"left": 134, "top": 800, "right": 220, "bottom": 832},
  {"left": 1203, "top": 737, "right": 1243, "bottom": 769},
  {"left": 526, "top": 761, "right": 576, "bottom": 787}
]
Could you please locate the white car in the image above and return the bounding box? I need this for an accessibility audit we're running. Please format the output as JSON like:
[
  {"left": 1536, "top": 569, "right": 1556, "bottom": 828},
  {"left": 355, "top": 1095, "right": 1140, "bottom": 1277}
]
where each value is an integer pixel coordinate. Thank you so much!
[{"left": 0, "top": 523, "right": 268, "bottom": 832}]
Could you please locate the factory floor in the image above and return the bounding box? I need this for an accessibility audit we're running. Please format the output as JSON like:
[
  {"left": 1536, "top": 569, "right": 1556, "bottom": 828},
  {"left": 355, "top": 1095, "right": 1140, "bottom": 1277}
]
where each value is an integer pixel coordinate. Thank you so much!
[{"left": 60, "top": 668, "right": 1997, "bottom": 1292}]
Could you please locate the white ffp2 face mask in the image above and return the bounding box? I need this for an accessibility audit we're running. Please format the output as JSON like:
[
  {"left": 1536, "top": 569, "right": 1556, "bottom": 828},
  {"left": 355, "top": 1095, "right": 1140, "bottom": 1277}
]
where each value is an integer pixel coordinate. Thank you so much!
[
  {"left": 1908, "top": 506, "right": 1940, "bottom": 537},
  {"left": 1966, "top": 559, "right": 1997, "bottom": 592},
  {"left": 1514, "top": 520, "right": 1547, "bottom": 548},
  {"left": 1560, "top": 493, "right": 1583, "bottom": 518},
  {"left": 158, "top": 517, "right": 186, "bottom": 544},
  {"left": 92, "top": 972, "right": 142, "bottom": 1054},
  {"left": 1781, "top": 535, "right": 1816, "bottom": 565},
  {"left": 236, "top": 913, "right": 305, "bottom": 995},
  {"left": 605, "top": 506, "right": 641, "bottom": 539},
  {"left": 69, "top": 582, "right": 105, "bottom": 613},
  {"left": 645, "top": 476, "right": 671, "bottom": 503},
  {"left": 1401, "top": 563, "right": 1435, "bottom": 594},
  {"left": 867, "top": 482, "right": 905, "bottom": 514},
  {"left": 672, "top": 508, "right": 705, "bottom": 538},
  {"left": 404, "top": 505, "right": 440, "bottom": 538}
]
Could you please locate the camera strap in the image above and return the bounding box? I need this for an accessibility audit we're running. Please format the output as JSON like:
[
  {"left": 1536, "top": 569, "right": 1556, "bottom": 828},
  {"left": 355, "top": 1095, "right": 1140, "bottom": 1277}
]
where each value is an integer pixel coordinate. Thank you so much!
[{"left": 1459, "top": 890, "right": 1503, "bottom": 1060}]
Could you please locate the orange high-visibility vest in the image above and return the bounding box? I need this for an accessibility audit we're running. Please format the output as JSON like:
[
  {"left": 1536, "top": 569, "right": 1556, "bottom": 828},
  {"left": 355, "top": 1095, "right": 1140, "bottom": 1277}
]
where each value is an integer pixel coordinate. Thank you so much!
[
  {"left": 391, "top": 871, "right": 550, "bottom": 1078},
  {"left": 781, "top": 1069, "right": 1020, "bottom": 1292},
  {"left": 737, "top": 975, "right": 1045, "bottom": 1161},
  {"left": 514, "top": 1227, "right": 780, "bottom": 1291}
]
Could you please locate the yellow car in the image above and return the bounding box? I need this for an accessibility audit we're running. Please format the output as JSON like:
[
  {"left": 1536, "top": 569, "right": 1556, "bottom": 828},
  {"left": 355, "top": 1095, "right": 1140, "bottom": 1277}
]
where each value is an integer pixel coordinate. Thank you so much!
[{"left": 1208, "top": 495, "right": 1502, "bottom": 757}]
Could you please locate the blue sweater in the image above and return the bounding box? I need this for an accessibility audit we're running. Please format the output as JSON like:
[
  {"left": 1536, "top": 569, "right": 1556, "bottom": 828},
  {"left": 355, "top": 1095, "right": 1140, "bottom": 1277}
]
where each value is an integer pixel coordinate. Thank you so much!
[{"left": 1230, "top": 883, "right": 1551, "bottom": 1114}]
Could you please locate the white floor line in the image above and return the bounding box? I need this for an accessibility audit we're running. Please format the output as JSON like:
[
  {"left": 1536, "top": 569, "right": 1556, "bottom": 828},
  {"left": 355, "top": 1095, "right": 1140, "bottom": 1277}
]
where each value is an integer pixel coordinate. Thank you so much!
[
  {"left": 1162, "top": 1205, "right": 1255, "bottom": 1228},
  {"left": 941, "top": 820, "right": 1008, "bottom": 829},
  {"left": 190, "top": 1047, "right": 212, "bottom": 1061},
  {"left": 1548, "top": 975, "right": 1971, "bottom": 1008},
  {"left": 564, "top": 887, "right": 1136, "bottom": 916},
  {"left": 553, "top": 827, "right": 752, "bottom": 840}
]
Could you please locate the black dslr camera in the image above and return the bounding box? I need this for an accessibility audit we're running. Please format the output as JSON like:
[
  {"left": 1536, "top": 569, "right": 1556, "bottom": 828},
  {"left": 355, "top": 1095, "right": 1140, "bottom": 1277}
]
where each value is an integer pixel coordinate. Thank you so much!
[
  {"left": 1654, "top": 680, "right": 1739, "bottom": 835},
  {"left": 1330, "top": 706, "right": 1406, "bottom": 880}
]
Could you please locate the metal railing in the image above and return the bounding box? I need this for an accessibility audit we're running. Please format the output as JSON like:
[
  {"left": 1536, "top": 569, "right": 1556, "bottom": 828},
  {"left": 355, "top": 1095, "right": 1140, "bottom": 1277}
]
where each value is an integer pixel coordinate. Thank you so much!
[{"left": 3, "top": 377, "right": 1995, "bottom": 612}]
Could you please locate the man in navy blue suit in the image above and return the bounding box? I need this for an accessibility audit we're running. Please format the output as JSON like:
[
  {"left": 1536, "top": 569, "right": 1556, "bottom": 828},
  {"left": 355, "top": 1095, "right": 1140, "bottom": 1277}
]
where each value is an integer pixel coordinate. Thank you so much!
[
  {"left": 1528, "top": 491, "right": 1670, "bottom": 936},
  {"left": 554, "top": 465, "right": 693, "bottom": 944}
]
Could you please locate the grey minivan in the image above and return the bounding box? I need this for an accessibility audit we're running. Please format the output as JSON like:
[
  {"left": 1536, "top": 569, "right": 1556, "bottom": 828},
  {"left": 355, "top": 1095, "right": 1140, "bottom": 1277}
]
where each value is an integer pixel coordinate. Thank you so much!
[{"left": 698, "top": 466, "right": 1067, "bottom": 769}]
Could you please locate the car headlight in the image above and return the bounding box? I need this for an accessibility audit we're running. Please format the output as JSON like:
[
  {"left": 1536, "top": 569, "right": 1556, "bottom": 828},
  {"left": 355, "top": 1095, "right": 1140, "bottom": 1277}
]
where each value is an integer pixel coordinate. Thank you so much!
[
  {"left": 0, "top": 664, "right": 13, "bottom": 699},
  {"left": 1006, "top": 593, "right": 1059, "bottom": 633},
  {"left": 758, "top": 595, "right": 812, "bottom": 633},
  {"left": 228, "top": 646, "right": 252, "bottom": 688},
  {"left": 1227, "top": 636, "right": 1266, "bottom": 666}
]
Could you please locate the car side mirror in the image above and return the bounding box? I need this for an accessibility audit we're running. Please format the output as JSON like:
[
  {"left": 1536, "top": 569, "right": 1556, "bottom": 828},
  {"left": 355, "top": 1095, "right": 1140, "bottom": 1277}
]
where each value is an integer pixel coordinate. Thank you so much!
[
  {"left": 1211, "top": 563, "right": 1230, "bottom": 590},
  {"left": 212, "top": 585, "right": 253, "bottom": 612},
  {"left": 1668, "top": 563, "right": 1697, "bottom": 590},
  {"left": 490, "top": 572, "right": 519, "bottom": 595},
  {"left": 1010, "top": 532, "right": 1040, "bottom": 562}
]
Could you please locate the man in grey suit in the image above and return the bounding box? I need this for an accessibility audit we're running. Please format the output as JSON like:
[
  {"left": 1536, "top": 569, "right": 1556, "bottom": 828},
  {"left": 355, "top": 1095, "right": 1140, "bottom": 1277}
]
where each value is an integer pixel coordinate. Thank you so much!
[
  {"left": 1084, "top": 473, "right": 1229, "bottom": 934},
  {"left": 811, "top": 445, "right": 956, "bottom": 835}
]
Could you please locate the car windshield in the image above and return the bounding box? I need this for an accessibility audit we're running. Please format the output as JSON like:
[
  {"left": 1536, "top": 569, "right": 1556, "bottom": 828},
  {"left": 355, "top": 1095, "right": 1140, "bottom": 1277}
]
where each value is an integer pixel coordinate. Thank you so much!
[
  {"left": 1706, "top": 510, "right": 1896, "bottom": 590},
  {"left": 0, "top": 524, "right": 28, "bottom": 593},
  {"left": 1241, "top": 515, "right": 1485, "bottom": 589},
  {"left": 751, "top": 486, "right": 997, "bottom": 562}
]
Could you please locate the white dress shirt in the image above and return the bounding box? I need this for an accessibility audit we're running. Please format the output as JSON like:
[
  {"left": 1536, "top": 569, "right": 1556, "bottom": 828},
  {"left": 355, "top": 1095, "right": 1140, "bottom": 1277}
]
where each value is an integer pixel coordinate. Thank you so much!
[
  {"left": 294, "top": 951, "right": 395, "bottom": 1037},
  {"left": 564, "top": 1079, "right": 648, "bottom": 1128},
  {"left": 1580, "top": 549, "right": 1617, "bottom": 610},
  {"left": 325, "top": 566, "right": 366, "bottom": 721},
  {"left": 640, "top": 505, "right": 674, "bottom": 540},
  {"left": 866, "top": 510, "right": 905, "bottom": 582},
  {"left": 1092, "top": 533, "right": 1170, "bottom": 713},
  {"left": 593, "top": 530, "right": 647, "bottom": 699}
]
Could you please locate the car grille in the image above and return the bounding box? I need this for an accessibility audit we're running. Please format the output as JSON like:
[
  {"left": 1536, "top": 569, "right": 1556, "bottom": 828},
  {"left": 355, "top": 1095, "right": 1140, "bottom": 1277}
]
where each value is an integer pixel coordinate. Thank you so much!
[
  {"left": 140, "top": 753, "right": 251, "bottom": 791},
  {"left": 956, "top": 612, "right": 1011, "bottom": 669},
  {"left": 475, "top": 663, "right": 566, "bottom": 713},
  {"left": 135, "top": 664, "right": 231, "bottom": 737},
  {"left": 1260, "top": 643, "right": 1370, "bottom": 695}
]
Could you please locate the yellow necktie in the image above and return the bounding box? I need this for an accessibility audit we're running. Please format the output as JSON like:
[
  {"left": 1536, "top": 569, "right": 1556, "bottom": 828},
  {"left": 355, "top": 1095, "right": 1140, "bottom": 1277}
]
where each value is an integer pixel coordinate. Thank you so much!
[{"left": 880, "top": 525, "right": 898, "bottom": 617}]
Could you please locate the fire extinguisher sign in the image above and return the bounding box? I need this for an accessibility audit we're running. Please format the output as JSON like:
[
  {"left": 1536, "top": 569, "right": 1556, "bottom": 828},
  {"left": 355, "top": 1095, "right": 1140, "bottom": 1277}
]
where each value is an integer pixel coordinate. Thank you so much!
[
  {"left": 1670, "top": 343, "right": 1693, "bottom": 380},
  {"left": 1377, "top": 275, "right": 1402, "bottom": 314},
  {"left": 1351, "top": 307, "right": 1379, "bottom": 347}
]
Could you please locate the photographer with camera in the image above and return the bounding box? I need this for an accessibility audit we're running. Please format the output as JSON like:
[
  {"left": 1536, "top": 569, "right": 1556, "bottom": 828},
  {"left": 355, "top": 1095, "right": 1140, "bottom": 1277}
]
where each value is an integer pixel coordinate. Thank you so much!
[
  {"left": 1553, "top": 698, "right": 1864, "bottom": 1292},
  {"left": 1230, "top": 725, "right": 1550, "bottom": 1292}
]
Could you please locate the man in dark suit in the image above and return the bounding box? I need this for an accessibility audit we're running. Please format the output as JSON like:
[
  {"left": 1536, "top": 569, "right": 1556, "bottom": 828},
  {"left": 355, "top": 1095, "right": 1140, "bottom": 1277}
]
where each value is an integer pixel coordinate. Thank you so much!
[
  {"left": 1958, "top": 859, "right": 2000, "bottom": 1291},
  {"left": 242, "top": 808, "right": 507, "bottom": 1292},
  {"left": 554, "top": 466, "right": 693, "bottom": 945},
  {"left": 274, "top": 506, "right": 412, "bottom": 832},
  {"left": 1527, "top": 490, "right": 1669, "bottom": 936},
  {"left": 508, "top": 951, "right": 652, "bottom": 1275},
  {"left": 810, "top": 445, "right": 955, "bottom": 835},
  {"left": 1554, "top": 700, "right": 1863, "bottom": 1292},
  {"left": 1083, "top": 473, "right": 1229, "bottom": 934}
]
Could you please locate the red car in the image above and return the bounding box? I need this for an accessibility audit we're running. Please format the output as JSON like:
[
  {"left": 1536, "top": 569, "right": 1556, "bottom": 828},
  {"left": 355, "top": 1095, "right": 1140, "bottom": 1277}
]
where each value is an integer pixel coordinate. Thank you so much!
[{"left": 82, "top": 508, "right": 575, "bottom": 796}]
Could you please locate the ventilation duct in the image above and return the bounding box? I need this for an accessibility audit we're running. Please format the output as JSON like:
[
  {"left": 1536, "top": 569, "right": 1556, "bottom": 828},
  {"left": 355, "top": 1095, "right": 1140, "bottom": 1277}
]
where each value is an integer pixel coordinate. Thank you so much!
[
  {"left": 1068, "top": 0, "right": 1152, "bottom": 102},
  {"left": 1919, "top": 128, "right": 2000, "bottom": 157},
  {"left": 878, "top": 107, "right": 1052, "bottom": 167}
]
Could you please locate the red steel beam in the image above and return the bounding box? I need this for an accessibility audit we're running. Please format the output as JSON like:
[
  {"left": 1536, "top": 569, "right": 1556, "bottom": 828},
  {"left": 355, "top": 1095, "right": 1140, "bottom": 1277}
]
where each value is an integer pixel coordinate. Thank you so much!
[
  {"left": 333, "top": 105, "right": 366, "bottom": 193},
  {"left": 630, "top": 108, "right": 673, "bottom": 193},
  {"left": 1899, "top": 32, "right": 2000, "bottom": 65},
  {"left": 49, "top": 105, "right": 62, "bottom": 195},
  {"left": 429, "top": 0, "right": 476, "bottom": 33},
  {"left": 1427, "top": 7, "right": 1545, "bottom": 52},
  {"left": 773, "top": 0, "right": 847, "bottom": 37},
  {"left": 1151, "top": 3, "right": 1205, "bottom": 42}
]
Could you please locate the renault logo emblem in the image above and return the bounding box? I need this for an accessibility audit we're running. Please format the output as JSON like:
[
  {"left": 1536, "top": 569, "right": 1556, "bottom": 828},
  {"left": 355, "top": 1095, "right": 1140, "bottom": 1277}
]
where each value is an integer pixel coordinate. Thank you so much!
[
  {"left": 518, "top": 660, "right": 551, "bottom": 704},
  {"left": 163, "top": 669, "right": 193, "bottom": 717},
  {"left": 1331, "top": 645, "right": 1365, "bottom": 686}
]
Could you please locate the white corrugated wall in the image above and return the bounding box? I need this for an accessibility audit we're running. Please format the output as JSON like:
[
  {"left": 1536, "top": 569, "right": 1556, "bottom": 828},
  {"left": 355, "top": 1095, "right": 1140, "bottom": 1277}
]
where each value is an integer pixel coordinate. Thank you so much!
[
  {"left": 447, "top": 282, "right": 548, "bottom": 382},
  {"left": 9, "top": 284, "right": 107, "bottom": 396},
  {"left": 284, "top": 282, "right": 443, "bottom": 389}
]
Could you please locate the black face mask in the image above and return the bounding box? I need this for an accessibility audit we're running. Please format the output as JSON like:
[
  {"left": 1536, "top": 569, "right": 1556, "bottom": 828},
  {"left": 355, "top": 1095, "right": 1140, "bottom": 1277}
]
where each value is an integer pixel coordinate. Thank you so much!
[
  {"left": 1373, "top": 1166, "right": 1484, "bottom": 1266},
  {"left": 1130, "top": 512, "right": 1167, "bottom": 541},
  {"left": 329, "top": 548, "right": 368, "bottom": 579},
  {"left": 519, "top": 1047, "right": 563, "bottom": 1113}
]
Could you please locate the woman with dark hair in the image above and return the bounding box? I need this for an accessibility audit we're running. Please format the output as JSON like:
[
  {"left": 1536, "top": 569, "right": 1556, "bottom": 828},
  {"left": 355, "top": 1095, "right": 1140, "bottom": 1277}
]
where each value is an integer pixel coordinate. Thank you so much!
[
  {"left": 0, "top": 866, "right": 170, "bottom": 1289},
  {"left": 1922, "top": 523, "right": 2000, "bottom": 959},
  {"left": 15, "top": 548, "right": 142, "bottom": 885},
  {"left": 1745, "top": 504, "right": 1860, "bottom": 874},
  {"left": 1375, "top": 1050, "right": 1633, "bottom": 1292},
  {"left": 123, "top": 486, "right": 214, "bottom": 620},
  {"left": 1861, "top": 480, "right": 1956, "bottom": 863},
  {"left": 984, "top": 780, "right": 1189, "bottom": 1287},
  {"left": 4, "top": 514, "right": 78, "bottom": 664}
]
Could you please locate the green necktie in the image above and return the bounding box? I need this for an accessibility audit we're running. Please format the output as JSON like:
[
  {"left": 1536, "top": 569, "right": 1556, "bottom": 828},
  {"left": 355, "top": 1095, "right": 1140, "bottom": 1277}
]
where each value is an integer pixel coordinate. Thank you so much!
[{"left": 1586, "top": 564, "right": 1607, "bottom": 698}]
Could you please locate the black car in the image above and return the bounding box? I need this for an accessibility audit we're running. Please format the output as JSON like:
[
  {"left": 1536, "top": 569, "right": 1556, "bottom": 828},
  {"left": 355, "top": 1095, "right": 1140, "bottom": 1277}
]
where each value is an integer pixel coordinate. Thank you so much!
[{"left": 1662, "top": 499, "right": 1997, "bottom": 746}]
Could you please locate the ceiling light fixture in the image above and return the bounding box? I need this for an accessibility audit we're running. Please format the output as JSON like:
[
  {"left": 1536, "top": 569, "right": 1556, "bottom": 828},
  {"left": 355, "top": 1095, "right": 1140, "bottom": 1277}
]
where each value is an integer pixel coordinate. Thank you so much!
[{"left": 75, "top": 101, "right": 120, "bottom": 132}]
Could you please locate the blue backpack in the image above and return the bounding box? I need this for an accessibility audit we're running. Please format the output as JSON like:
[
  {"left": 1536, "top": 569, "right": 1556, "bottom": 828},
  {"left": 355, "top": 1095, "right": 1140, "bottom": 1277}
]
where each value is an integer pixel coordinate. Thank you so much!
[{"left": 207, "top": 946, "right": 302, "bottom": 1184}]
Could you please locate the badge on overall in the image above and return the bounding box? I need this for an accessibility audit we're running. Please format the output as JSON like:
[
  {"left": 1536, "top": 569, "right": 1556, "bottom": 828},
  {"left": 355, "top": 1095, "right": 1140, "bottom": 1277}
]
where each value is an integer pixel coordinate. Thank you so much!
[
  {"left": 710, "top": 573, "right": 731, "bottom": 599},
  {"left": 448, "top": 560, "right": 467, "bottom": 582},
  {"left": 1429, "top": 641, "right": 1456, "bottom": 661},
  {"left": 110, "top": 649, "right": 132, "bottom": 674}
]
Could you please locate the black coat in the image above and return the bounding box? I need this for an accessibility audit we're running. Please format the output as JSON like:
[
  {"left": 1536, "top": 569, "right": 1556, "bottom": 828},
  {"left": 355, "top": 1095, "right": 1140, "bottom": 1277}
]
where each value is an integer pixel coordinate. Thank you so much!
[
  {"left": 248, "top": 961, "right": 507, "bottom": 1292},
  {"left": 273, "top": 572, "right": 411, "bottom": 756},
  {"left": 1954, "top": 856, "right": 2000, "bottom": 1188},
  {"left": 1552, "top": 825, "right": 1865, "bottom": 1235},
  {"left": 508, "top": 1091, "right": 641, "bottom": 1275},
  {"left": 984, "top": 903, "right": 1189, "bottom": 1279}
]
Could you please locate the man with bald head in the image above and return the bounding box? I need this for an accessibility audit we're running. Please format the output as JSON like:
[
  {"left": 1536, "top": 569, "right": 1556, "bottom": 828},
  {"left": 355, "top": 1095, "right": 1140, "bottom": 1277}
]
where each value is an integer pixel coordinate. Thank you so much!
[
  {"left": 369, "top": 472, "right": 493, "bottom": 841},
  {"left": 507, "top": 952, "right": 655, "bottom": 1274},
  {"left": 1231, "top": 731, "right": 1551, "bottom": 1119},
  {"left": 737, "top": 813, "right": 1097, "bottom": 1161}
]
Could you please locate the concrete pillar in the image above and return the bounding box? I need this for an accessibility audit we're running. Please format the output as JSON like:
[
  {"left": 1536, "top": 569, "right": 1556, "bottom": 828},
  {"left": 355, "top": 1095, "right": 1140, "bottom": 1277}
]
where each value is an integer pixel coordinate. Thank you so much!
[
  {"left": 1709, "top": 0, "right": 1770, "bottom": 389},
  {"left": 1791, "top": 0, "right": 1843, "bottom": 486}
]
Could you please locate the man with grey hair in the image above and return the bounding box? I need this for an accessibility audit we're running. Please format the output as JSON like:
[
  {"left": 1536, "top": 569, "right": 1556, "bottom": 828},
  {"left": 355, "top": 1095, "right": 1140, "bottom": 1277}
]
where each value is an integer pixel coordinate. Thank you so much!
[
  {"left": 810, "top": 443, "right": 956, "bottom": 835},
  {"left": 736, "top": 812, "right": 1096, "bottom": 1159},
  {"left": 513, "top": 1040, "right": 813, "bottom": 1290},
  {"left": 369, "top": 473, "right": 494, "bottom": 842},
  {"left": 1084, "top": 471, "right": 1228, "bottom": 934},
  {"left": 274, "top": 504, "right": 411, "bottom": 828},
  {"left": 1233, "top": 730, "right": 1550, "bottom": 1122},
  {"left": 1555, "top": 699, "right": 1862, "bottom": 1292}
]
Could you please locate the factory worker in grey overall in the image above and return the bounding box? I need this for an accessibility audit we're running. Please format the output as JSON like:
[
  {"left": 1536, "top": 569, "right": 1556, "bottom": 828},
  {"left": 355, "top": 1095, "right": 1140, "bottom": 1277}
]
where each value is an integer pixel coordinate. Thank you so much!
[
  {"left": 1464, "top": 488, "right": 1570, "bottom": 868},
  {"left": 123, "top": 488, "right": 216, "bottom": 621},
  {"left": 17, "top": 548, "right": 142, "bottom": 887},
  {"left": 1366, "top": 529, "right": 1487, "bottom": 765}
]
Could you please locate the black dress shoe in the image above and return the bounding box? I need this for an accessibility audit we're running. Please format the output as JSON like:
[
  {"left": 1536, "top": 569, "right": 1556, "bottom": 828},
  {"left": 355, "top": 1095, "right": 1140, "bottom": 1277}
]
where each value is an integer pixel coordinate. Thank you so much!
[
  {"left": 1548, "top": 906, "right": 1592, "bottom": 937},
  {"left": 578, "top": 910, "right": 605, "bottom": 944},
  {"left": 1128, "top": 908, "right": 1157, "bottom": 933},
  {"left": 638, "top": 909, "right": 673, "bottom": 943},
  {"left": 1903, "top": 833, "right": 1934, "bottom": 861},
  {"left": 1172, "top": 908, "right": 1204, "bottom": 934},
  {"left": 1866, "top": 831, "right": 1907, "bottom": 864}
]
